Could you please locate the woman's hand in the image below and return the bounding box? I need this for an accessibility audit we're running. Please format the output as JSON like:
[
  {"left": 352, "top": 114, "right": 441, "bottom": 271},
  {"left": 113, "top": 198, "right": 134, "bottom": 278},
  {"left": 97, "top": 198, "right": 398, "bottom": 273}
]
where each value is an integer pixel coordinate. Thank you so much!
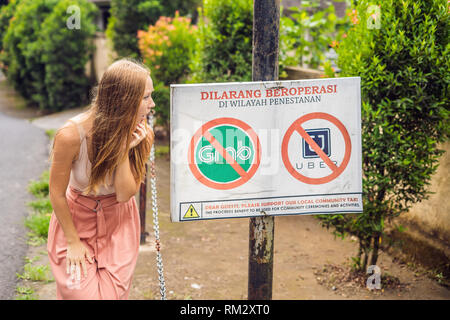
[
  {"left": 129, "top": 119, "right": 154, "bottom": 149},
  {"left": 66, "top": 240, "right": 94, "bottom": 282}
]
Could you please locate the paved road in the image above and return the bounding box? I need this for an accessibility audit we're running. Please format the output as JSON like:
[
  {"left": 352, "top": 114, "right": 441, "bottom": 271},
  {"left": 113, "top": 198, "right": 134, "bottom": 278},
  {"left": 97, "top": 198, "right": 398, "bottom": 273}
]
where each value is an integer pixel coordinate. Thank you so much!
[{"left": 0, "top": 98, "right": 49, "bottom": 299}]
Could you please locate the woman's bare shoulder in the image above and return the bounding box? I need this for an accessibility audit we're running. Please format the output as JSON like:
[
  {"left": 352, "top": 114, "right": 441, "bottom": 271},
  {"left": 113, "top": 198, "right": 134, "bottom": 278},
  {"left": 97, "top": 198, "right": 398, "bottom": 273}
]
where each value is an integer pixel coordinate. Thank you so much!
[{"left": 54, "top": 121, "right": 81, "bottom": 161}]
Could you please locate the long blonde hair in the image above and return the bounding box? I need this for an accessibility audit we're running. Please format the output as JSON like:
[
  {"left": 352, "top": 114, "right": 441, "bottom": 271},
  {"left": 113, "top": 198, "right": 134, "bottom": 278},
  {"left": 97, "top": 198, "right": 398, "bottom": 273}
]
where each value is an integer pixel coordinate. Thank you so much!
[{"left": 49, "top": 58, "right": 152, "bottom": 196}]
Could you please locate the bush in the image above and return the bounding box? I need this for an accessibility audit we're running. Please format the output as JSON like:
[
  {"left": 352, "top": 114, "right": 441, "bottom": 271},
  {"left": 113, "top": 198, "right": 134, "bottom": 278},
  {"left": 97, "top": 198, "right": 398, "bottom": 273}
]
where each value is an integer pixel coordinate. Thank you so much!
[
  {"left": 138, "top": 13, "right": 197, "bottom": 85},
  {"left": 1, "top": 0, "right": 98, "bottom": 112},
  {"left": 190, "top": 0, "right": 253, "bottom": 83},
  {"left": 318, "top": 0, "right": 449, "bottom": 270},
  {"left": 138, "top": 12, "right": 197, "bottom": 127},
  {"left": 106, "top": 0, "right": 201, "bottom": 60}
]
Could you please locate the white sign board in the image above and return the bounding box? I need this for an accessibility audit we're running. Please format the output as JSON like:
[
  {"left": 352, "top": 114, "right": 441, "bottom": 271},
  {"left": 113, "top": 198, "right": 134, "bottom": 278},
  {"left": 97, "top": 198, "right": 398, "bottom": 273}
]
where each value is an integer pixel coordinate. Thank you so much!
[{"left": 170, "top": 77, "right": 362, "bottom": 222}]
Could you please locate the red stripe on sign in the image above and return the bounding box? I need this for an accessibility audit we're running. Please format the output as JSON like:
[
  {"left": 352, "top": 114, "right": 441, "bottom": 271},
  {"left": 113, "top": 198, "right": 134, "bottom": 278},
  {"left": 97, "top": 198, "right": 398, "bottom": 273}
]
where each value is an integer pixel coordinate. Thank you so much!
[
  {"left": 294, "top": 125, "right": 339, "bottom": 172},
  {"left": 202, "top": 130, "right": 248, "bottom": 178}
]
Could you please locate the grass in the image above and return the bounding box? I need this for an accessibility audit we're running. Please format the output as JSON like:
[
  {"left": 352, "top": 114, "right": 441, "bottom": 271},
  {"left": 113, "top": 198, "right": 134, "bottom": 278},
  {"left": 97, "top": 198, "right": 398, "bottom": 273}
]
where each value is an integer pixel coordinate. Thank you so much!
[
  {"left": 26, "top": 231, "right": 48, "bottom": 247},
  {"left": 26, "top": 198, "right": 52, "bottom": 214},
  {"left": 16, "top": 258, "right": 53, "bottom": 283},
  {"left": 27, "top": 180, "right": 50, "bottom": 198},
  {"left": 14, "top": 286, "right": 38, "bottom": 300},
  {"left": 18, "top": 167, "right": 55, "bottom": 300},
  {"left": 27, "top": 170, "right": 50, "bottom": 198},
  {"left": 15, "top": 255, "right": 54, "bottom": 300},
  {"left": 45, "top": 129, "right": 56, "bottom": 140},
  {"left": 25, "top": 169, "right": 52, "bottom": 245},
  {"left": 24, "top": 212, "right": 51, "bottom": 241},
  {"left": 155, "top": 145, "right": 170, "bottom": 158}
]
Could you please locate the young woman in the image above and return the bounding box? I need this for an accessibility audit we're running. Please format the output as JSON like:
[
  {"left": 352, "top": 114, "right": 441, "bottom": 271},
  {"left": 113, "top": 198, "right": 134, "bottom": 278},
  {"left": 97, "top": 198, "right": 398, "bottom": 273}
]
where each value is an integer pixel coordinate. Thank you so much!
[{"left": 47, "top": 58, "right": 155, "bottom": 299}]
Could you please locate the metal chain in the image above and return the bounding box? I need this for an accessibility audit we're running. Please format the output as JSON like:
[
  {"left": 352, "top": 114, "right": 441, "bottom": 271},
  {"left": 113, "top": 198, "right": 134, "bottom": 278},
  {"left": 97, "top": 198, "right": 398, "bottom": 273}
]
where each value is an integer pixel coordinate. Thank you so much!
[{"left": 148, "top": 113, "right": 167, "bottom": 300}]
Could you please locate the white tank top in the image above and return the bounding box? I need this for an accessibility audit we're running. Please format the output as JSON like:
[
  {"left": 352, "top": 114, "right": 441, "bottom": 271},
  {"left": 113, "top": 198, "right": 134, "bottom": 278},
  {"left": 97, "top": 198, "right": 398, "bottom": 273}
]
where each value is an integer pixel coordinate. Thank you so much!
[{"left": 66, "top": 114, "right": 115, "bottom": 196}]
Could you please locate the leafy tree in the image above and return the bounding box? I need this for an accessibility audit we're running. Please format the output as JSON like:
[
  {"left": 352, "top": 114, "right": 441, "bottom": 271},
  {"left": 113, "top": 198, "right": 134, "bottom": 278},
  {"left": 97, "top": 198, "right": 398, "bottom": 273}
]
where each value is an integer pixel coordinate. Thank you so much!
[{"left": 318, "top": 0, "right": 449, "bottom": 271}]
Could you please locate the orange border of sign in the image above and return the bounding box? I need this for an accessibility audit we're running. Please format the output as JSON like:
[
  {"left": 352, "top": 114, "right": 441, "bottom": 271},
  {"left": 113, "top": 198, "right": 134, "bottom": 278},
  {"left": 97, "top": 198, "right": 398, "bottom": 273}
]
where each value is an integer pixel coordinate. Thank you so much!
[
  {"left": 281, "top": 112, "right": 352, "bottom": 185},
  {"left": 188, "top": 117, "right": 261, "bottom": 190}
]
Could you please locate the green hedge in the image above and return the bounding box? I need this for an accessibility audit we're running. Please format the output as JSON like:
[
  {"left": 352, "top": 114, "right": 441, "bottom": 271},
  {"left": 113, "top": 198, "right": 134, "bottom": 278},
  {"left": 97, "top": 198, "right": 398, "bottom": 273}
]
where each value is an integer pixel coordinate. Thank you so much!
[
  {"left": 0, "top": 0, "right": 20, "bottom": 56},
  {"left": 1, "top": 0, "right": 98, "bottom": 112}
]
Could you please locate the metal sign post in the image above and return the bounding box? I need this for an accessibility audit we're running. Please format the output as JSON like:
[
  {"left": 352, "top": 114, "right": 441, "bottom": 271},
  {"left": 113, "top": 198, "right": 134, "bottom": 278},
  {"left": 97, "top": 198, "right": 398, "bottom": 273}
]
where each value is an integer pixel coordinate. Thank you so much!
[{"left": 248, "top": 0, "right": 280, "bottom": 300}]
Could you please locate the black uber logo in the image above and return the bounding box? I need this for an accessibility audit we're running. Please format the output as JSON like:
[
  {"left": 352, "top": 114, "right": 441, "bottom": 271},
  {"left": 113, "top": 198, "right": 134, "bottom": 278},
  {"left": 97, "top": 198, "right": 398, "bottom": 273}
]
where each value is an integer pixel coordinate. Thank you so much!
[{"left": 302, "top": 128, "right": 331, "bottom": 159}]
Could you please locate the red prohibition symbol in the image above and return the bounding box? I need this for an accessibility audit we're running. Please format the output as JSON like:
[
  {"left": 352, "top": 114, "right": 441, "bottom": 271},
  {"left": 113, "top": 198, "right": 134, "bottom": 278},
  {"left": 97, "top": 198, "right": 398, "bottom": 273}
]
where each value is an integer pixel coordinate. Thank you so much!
[
  {"left": 281, "top": 112, "right": 352, "bottom": 185},
  {"left": 188, "top": 117, "right": 261, "bottom": 190}
]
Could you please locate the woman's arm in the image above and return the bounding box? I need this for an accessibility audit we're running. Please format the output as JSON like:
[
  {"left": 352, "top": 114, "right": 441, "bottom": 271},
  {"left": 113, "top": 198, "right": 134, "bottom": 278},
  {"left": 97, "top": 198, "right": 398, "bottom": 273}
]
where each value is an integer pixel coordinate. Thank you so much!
[
  {"left": 114, "top": 153, "right": 140, "bottom": 202},
  {"left": 49, "top": 125, "right": 82, "bottom": 244},
  {"left": 49, "top": 123, "right": 93, "bottom": 280},
  {"left": 114, "top": 120, "right": 153, "bottom": 202}
]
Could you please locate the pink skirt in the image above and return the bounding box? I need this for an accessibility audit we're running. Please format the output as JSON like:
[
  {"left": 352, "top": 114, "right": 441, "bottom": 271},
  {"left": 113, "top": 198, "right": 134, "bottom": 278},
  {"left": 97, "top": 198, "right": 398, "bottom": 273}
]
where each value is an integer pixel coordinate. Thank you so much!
[{"left": 47, "top": 185, "right": 140, "bottom": 300}]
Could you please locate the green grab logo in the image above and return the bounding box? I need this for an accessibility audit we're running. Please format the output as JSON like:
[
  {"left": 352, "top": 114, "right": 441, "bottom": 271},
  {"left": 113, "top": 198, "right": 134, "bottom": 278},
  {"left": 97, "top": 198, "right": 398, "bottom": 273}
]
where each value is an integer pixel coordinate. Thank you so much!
[
  {"left": 188, "top": 118, "right": 261, "bottom": 190},
  {"left": 195, "top": 125, "right": 254, "bottom": 183}
]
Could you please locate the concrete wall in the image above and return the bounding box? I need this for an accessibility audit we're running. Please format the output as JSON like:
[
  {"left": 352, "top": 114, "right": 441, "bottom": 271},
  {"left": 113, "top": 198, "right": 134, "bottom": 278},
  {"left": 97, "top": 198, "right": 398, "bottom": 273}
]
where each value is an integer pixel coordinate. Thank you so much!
[
  {"left": 85, "top": 31, "right": 118, "bottom": 84},
  {"left": 386, "top": 142, "right": 449, "bottom": 278},
  {"left": 399, "top": 142, "right": 450, "bottom": 242}
]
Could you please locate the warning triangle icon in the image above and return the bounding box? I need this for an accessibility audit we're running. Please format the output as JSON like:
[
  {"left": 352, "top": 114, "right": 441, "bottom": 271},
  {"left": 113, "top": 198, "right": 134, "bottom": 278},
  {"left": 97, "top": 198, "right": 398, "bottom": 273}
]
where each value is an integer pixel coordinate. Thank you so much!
[{"left": 183, "top": 204, "right": 200, "bottom": 219}]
